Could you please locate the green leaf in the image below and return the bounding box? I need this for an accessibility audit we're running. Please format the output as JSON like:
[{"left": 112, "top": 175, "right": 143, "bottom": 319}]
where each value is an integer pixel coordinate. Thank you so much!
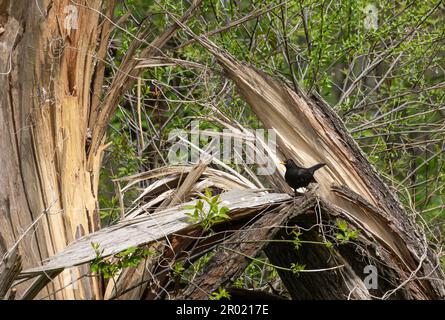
[
  {"left": 204, "top": 188, "right": 213, "bottom": 198},
  {"left": 292, "top": 231, "right": 302, "bottom": 250},
  {"left": 219, "top": 206, "right": 230, "bottom": 215},
  {"left": 196, "top": 200, "right": 204, "bottom": 211},
  {"left": 218, "top": 213, "right": 230, "bottom": 220},
  {"left": 336, "top": 219, "right": 348, "bottom": 232},
  {"left": 290, "top": 263, "right": 306, "bottom": 275},
  {"left": 209, "top": 287, "right": 231, "bottom": 300}
]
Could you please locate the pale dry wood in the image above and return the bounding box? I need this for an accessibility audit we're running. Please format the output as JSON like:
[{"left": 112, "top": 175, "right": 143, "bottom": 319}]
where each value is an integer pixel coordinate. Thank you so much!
[
  {"left": 208, "top": 117, "right": 287, "bottom": 191},
  {"left": 137, "top": 76, "right": 144, "bottom": 150},
  {"left": 89, "top": 0, "right": 116, "bottom": 126},
  {"left": 1, "top": 0, "right": 104, "bottom": 299},
  {"left": 130, "top": 175, "right": 180, "bottom": 205},
  {"left": 19, "top": 269, "right": 63, "bottom": 300},
  {"left": 157, "top": 158, "right": 212, "bottom": 209},
  {"left": 20, "top": 190, "right": 291, "bottom": 277},
  {"left": 126, "top": 189, "right": 177, "bottom": 219},
  {"left": 0, "top": 6, "right": 47, "bottom": 296},
  {"left": 175, "top": 135, "right": 258, "bottom": 189},
  {"left": 118, "top": 165, "right": 253, "bottom": 193},
  {"left": 135, "top": 57, "right": 206, "bottom": 70},
  {"left": 122, "top": 165, "right": 254, "bottom": 219}
]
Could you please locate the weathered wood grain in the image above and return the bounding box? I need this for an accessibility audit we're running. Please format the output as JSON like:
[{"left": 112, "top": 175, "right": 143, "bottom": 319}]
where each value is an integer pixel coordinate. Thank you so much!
[
  {"left": 20, "top": 190, "right": 291, "bottom": 278},
  {"left": 0, "top": 248, "right": 22, "bottom": 299}
]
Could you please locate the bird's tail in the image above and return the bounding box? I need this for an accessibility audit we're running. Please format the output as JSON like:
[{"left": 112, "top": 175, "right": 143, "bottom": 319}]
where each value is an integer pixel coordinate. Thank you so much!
[{"left": 308, "top": 163, "right": 326, "bottom": 173}]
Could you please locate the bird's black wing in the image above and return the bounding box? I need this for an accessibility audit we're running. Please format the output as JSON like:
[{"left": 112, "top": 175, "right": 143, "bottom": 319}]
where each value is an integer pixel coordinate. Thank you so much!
[{"left": 296, "top": 169, "right": 314, "bottom": 186}]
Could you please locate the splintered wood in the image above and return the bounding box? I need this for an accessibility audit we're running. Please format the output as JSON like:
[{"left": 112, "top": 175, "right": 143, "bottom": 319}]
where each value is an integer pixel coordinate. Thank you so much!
[{"left": 20, "top": 190, "right": 291, "bottom": 277}]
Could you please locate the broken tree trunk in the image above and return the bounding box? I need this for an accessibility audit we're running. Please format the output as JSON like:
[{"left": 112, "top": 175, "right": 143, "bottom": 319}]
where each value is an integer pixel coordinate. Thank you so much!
[
  {"left": 19, "top": 190, "right": 291, "bottom": 277},
  {"left": 174, "top": 23, "right": 445, "bottom": 299},
  {"left": 264, "top": 197, "right": 411, "bottom": 299},
  {"left": 0, "top": 0, "right": 106, "bottom": 300},
  {"left": 0, "top": 0, "right": 202, "bottom": 299},
  {"left": 178, "top": 192, "right": 400, "bottom": 300}
]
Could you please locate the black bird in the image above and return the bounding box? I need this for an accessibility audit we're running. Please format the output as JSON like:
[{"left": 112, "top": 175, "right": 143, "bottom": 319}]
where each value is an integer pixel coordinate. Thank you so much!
[{"left": 280, "top": 159, "right": 326, "bottom": 196}]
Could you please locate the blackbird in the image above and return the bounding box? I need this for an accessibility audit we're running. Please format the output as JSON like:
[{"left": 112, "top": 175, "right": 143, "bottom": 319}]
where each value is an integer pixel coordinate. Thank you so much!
[{"left": 280, "top": 159, "right": 326, "bottom": 196}]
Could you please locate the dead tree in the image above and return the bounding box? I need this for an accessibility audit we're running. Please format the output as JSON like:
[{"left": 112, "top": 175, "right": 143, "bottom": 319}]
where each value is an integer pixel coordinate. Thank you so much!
[{"left": 0, "top": 0, "right": 202, "bottom": 299}]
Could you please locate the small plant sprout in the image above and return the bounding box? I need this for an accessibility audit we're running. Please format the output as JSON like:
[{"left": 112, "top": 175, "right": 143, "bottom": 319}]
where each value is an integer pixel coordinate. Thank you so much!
[
  {"left": 335, "top": 219, "right": 361, "bottom": 244},
  {"left": 209, "top": 287, "right": 231, "bottom": 300},
  {"left": 292, "top": 230, "right": 303, "bottom": 250},
  {"left": 90, "top": 242, "right": 155, "bottom": 279},
  {"left": 290, "top": 263, "right": 306, "bottom": 276},
  {"left": 233, "top": 277, "right": 244, "bottom": 289},
  {"left": 291, "top": 229, "right": 332, "bottom": 250},
  {"left": 173, "top": 261, "right": 185, "bottom": 276},
  {"left": 324, "top": 241, "right": 334, "bottom": 249},
  {"left": 183, "top": 188, "right": 231, "bottom": 232}
]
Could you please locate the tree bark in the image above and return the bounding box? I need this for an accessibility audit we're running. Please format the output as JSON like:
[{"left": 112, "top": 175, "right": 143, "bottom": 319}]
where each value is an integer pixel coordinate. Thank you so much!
[
  {"left": 0, "top": 0, "right": 105, "bottom": 299},
  {"left": 0, "top": 0, "right": 202, "bottom": 299},
  {"left": 265, "top": 199, "right": 409, "bottom": 299}
]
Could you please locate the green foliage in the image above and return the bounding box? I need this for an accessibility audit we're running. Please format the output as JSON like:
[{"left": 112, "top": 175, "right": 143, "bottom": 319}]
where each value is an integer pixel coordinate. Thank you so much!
[
  {"left": 324, "top": 241, "right": 334, "bottom": 249},
  {"left": 233, "top": 278, "right": 244, "bottom": 289},
  {"left": 232, "top": 253, "right": 284, "bottom": 296},
  {"left": 106, "top": 0, "right": 445, "bottom": 221},
  {"left": 90, "top": 243, "right": 155, "bottom": 279},
  {"left": 108, "top": 131, "right": 146, "bottom": 179},
  {"left": 292, "top": 229, "right": 335, "bottom": 250},
  {"left": 173, "top": 251, "right": 215, "bottom": 287},
  {"left": 290, "top": 263, "right": 306, "bottom": 275},
  {"left": 335, "top": 219, "right": 361, "bottom": 244},
  {"left": 99, "top": 130, "right": 145, "bottom": 226},
  {"left": 99, "top": 195, "right": 121, "bottom": 223},
  {"left": 292, "top": 231, "right": 303, "bottom": 250},
  {"left": 209, "top": 287, "right": 231, "bottom": 300},
  {"left": 184, "top": 252, "right": 213, "bottom": 279},
  {"left": 173, "top": 261, "right": 186, "bottom": 276},
  {"left": 183, "top": 189, "right": 231, "bottom": 232}
]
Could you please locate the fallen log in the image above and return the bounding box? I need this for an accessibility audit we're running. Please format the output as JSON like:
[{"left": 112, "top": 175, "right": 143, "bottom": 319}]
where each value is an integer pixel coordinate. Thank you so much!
[
  {"left": 19, "top": 190, "right": 291, "bottom": 279},
  {"left": 265, "top": 198, "right": 408, "bottom": 299}
]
